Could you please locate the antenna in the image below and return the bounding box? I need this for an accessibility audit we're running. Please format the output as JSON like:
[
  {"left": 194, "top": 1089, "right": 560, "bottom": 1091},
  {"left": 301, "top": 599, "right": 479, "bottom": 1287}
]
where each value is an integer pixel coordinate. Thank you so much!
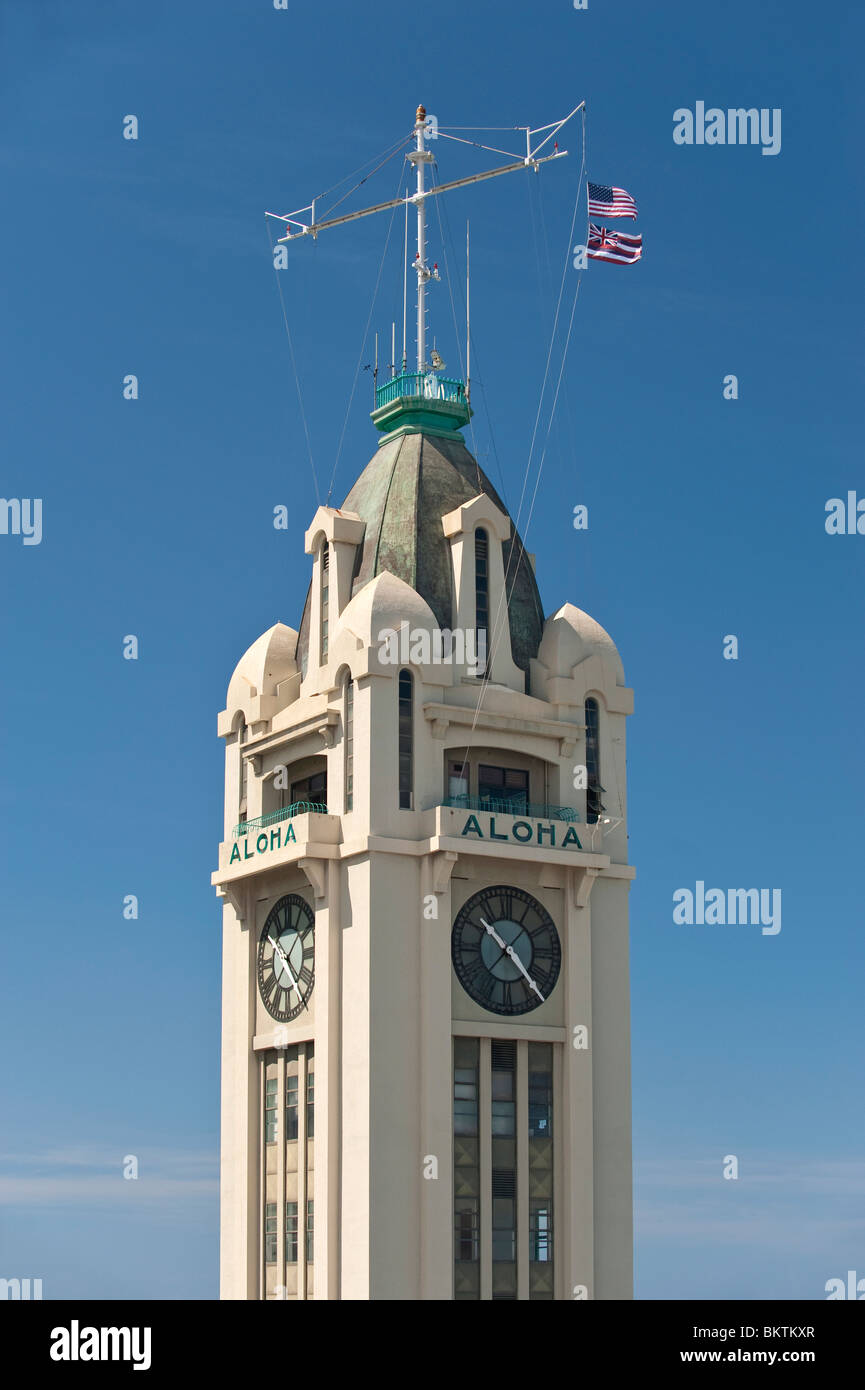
[
  {"left": 402, "top": 197, "right": 408, "bottom": 372},
  {"left": 408, "top": 105, "right": 435, "bottom": 371},
  {"left": 466, "top": 221, "right": 470, "bottom": 405}
]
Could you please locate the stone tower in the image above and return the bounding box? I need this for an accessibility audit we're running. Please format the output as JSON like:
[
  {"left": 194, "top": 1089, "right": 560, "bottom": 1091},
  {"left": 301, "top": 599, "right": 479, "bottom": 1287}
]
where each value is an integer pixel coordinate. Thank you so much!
[{"left": 213, "top": 374, "right": 634, "bottom": 1300}]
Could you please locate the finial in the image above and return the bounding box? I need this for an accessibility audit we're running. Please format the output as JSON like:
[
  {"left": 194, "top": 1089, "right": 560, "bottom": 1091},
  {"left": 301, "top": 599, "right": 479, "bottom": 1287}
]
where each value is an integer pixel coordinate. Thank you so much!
[{"left": 416, "top": 104, "right": 426, "bottom": 123}]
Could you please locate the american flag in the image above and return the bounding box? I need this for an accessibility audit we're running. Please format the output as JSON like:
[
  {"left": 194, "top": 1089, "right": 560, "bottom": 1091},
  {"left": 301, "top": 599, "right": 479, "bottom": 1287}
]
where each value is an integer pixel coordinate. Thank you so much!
[
  {"left": 587, "top": 223, "right": 643, "bottom": 265},
  {"left": 587, "top": 182, "right": 638, "bottom": 220}
]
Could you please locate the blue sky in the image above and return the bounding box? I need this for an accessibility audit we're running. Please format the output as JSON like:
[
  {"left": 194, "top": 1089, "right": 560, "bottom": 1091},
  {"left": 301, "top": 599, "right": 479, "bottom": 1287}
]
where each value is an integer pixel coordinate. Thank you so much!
[{"left": 0, "top": 0, "right": 862, "bottom": 1300}]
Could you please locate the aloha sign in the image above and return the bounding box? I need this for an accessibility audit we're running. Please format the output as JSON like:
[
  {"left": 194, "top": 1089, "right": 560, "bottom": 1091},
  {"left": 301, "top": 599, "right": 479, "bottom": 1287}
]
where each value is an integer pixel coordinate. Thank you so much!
[
  {"left": 459, "top": 814, "right": 582, "bottom": 850},
  {"left": 229, "top": 823, "right": 296, "bottom": 864}
]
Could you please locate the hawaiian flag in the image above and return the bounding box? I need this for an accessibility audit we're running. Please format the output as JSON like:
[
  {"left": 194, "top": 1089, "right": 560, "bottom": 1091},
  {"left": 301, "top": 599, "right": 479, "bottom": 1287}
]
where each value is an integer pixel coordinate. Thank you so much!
[
  {"left": 587, "top": 182, "right": 638, "bottom": 219},
  {"left": 587, "top": 223, "right": 643, "bottom": 266}
]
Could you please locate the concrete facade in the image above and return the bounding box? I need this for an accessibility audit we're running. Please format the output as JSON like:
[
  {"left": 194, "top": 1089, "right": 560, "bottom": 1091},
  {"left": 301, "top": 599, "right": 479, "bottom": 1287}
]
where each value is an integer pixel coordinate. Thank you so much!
[{"left": 213, "top": 428, "right": 634, "bottom": 1300}]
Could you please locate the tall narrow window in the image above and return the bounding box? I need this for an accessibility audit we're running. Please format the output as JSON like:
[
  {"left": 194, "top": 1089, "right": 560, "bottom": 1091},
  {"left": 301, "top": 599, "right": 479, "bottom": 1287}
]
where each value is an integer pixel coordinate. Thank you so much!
[
  {"left": 585, "top": 697, "right": 604, "bottom": 824},
  {"left": 453, "top": 1037, "right": 480, "bottom": 1300},
  {"left": 306, "top": 1201, "right": 314, "bottom": 1263},
  {"left": 491, "top": 1040, "right": 517, "bottom": 1299},
  {"left": 320, "top": 542, "right": 329, "bottom": 660},
  {"left": 265, "top": 1077, "right": 278, "bottom": 1144},
  {"left": 264, "top": 1203, "right": 277, "bottom": 1264},
  {"left": 239, "top": 720, "right": 248, "bottom": 822},
  {"left": 306, "top": 1062, "right": 314, "bottom": 1139},
  {"left": 344, "top": 677, "right": 354, "bottom": 812},
  {"left": 398, "top": 669, "right": 413, "bottom": 809},
  {"left": 285, "top": 1202, "right": 298, "bottom": 1264},
  {"left": 474, "top": 529, "right": 489, "bottom": 677},
  {"left": 286, "top": 1073, "right": 299, "bottom": 1142},
  {"left": 528, "top": 1043, "right": 554, "bottom": 1298}
]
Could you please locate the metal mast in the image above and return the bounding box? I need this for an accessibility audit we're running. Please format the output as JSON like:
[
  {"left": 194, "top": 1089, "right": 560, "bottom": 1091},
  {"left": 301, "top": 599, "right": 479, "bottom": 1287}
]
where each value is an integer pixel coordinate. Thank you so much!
[
  {"left": 407, "top": 105, "right": 438, "bottom": 372},
  {"left": 267, "top": 100, "right": 584, "bottom": 387}
]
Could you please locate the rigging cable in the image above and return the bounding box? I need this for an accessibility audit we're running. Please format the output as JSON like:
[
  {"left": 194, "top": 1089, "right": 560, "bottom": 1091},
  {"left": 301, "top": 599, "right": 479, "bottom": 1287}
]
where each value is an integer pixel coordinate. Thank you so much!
[
  {"left": 266, "top": 219, "right": 321, "bottom": 506},
  {"left": 325, "top": 166, "right": 405, "bottom": 505},
  {"left": 315, "top": 134, "right": 412, "bottom": 222},
  {"left": 454, "top": 106, "right": 588, "bottom": 779},
  {"left": 495, "top": 107, "right": 588, "bottom": 647},
  {"left": 429, "top": 164, "right": 482, "bottom": 492},
  {"left": 436, "top": 131, "right": 524, "bottom": 160},
  {"left": 431, "top": 166, "right": 512, "bottom": 513}
]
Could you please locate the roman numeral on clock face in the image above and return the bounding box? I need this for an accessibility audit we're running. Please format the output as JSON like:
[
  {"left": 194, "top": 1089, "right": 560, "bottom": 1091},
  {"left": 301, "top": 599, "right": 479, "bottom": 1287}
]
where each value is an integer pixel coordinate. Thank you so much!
[
  {"left": 453, "top": 886, "right": 561, "bottom": 1016},
  {"left": 495, "top": 892, "right": 513, "bottom": 922},
  {"left": 461, "top": 952, "right": 486, "bottom": 981},
  {"left": 259, "top": 895, "right": 316, "bottom": 1021},
  {"left": 474, "top": 972, "right": 497, "bottom": 1003}
]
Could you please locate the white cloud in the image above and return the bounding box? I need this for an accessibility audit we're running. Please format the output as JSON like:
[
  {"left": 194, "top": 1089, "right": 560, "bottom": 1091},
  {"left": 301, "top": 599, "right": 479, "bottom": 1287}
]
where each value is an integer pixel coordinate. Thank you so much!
[{"left": 0, "top": 1146, "right": 217, "bottom": 1208}]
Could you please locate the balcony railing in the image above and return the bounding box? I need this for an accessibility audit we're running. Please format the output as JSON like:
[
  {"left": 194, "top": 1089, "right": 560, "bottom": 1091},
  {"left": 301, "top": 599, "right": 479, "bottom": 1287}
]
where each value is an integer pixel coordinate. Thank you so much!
[
  {"left": 442, "top": 795, "right": 579, "bottom": 823},
  {"left": 233, "top": 801, "right": 329, "bottom": 839},
  {"left": 375, "top": 371, "right": 467, "bottom": 410}
]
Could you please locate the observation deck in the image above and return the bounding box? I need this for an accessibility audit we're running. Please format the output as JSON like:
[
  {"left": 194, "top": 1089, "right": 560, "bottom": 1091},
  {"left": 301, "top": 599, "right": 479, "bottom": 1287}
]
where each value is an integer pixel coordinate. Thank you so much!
[{"left": 371, "top": 370, "right": 472, "bottom": 442}]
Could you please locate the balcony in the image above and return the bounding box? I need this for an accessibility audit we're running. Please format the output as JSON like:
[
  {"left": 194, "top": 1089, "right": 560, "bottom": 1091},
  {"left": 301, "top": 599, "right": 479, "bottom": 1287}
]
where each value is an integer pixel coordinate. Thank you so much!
[
  {"left": 442, "top": 795, "right": 579, "bottom": 823},
  {"left": 375, "top": 372, "right": 468, "bottom": 409},
  {"left": 233, "top": 801, "right": 330, "bottom": 839},
  {"left": 371, "top": 370, "right": 472, "bottom": 437}
]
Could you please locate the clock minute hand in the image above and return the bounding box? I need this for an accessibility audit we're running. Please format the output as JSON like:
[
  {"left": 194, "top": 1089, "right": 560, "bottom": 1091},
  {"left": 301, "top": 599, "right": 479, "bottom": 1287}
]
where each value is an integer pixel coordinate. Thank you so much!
[
  {"left": 268, "top": 933, "right": 301, "bottom": 994},
  {"left": 504, "top": 944, "right": 546, "bottom": 1003}
]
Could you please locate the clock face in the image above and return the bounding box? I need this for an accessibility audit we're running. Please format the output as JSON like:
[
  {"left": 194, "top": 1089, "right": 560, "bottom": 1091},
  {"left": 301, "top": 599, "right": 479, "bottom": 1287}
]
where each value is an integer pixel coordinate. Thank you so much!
[
  {"left": 257, "top": 894, "right": 315, "bottom": 1022},
  {"left": 451, "top": 885, "right": 561, "bottom": 1016}
]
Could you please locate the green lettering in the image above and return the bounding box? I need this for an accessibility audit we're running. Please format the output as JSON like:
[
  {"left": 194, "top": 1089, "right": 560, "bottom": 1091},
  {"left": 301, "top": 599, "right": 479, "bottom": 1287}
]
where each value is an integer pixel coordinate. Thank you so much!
[{"left": 461, "top": 814, "right": 483, "bottom": 838}]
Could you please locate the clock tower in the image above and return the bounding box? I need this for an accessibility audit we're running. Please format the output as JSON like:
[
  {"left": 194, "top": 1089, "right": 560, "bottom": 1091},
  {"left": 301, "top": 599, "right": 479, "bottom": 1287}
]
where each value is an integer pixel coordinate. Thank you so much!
[{"left": 213, "top": 103, "right": 634, "bottom": 1300}]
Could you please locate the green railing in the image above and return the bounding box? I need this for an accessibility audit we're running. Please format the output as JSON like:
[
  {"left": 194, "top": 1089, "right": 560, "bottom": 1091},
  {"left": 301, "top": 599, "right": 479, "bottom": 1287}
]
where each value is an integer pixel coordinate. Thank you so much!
[
  {"left": 375, "top": 372, "right": 467, "bottom": 410},
  {"left": 442, "top": 795, "right": 579, "bottom": 823},
  {"left": 233, "top": 801, "right": 329, "bottom": 839}
]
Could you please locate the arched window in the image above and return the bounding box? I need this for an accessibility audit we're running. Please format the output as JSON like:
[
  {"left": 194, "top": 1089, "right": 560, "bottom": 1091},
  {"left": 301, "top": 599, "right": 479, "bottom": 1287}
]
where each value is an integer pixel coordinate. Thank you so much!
[
  {"left": 474, "top": 529, "right": 489, "bottom": 677},
  {"left": 344, "top": 675, "right": 354, "bottom": 812},
  {"left": 320, "top": 541, "right": 330, "bottom": 660},
  {"left": 238, "top": 719, "right": 249, "bottom": 821},
  {"left": 398, "top": 669, "right": 413, "bottom": 809},
  {"left": 585, "top": 698, "right": 604, "bottom": 824}
]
